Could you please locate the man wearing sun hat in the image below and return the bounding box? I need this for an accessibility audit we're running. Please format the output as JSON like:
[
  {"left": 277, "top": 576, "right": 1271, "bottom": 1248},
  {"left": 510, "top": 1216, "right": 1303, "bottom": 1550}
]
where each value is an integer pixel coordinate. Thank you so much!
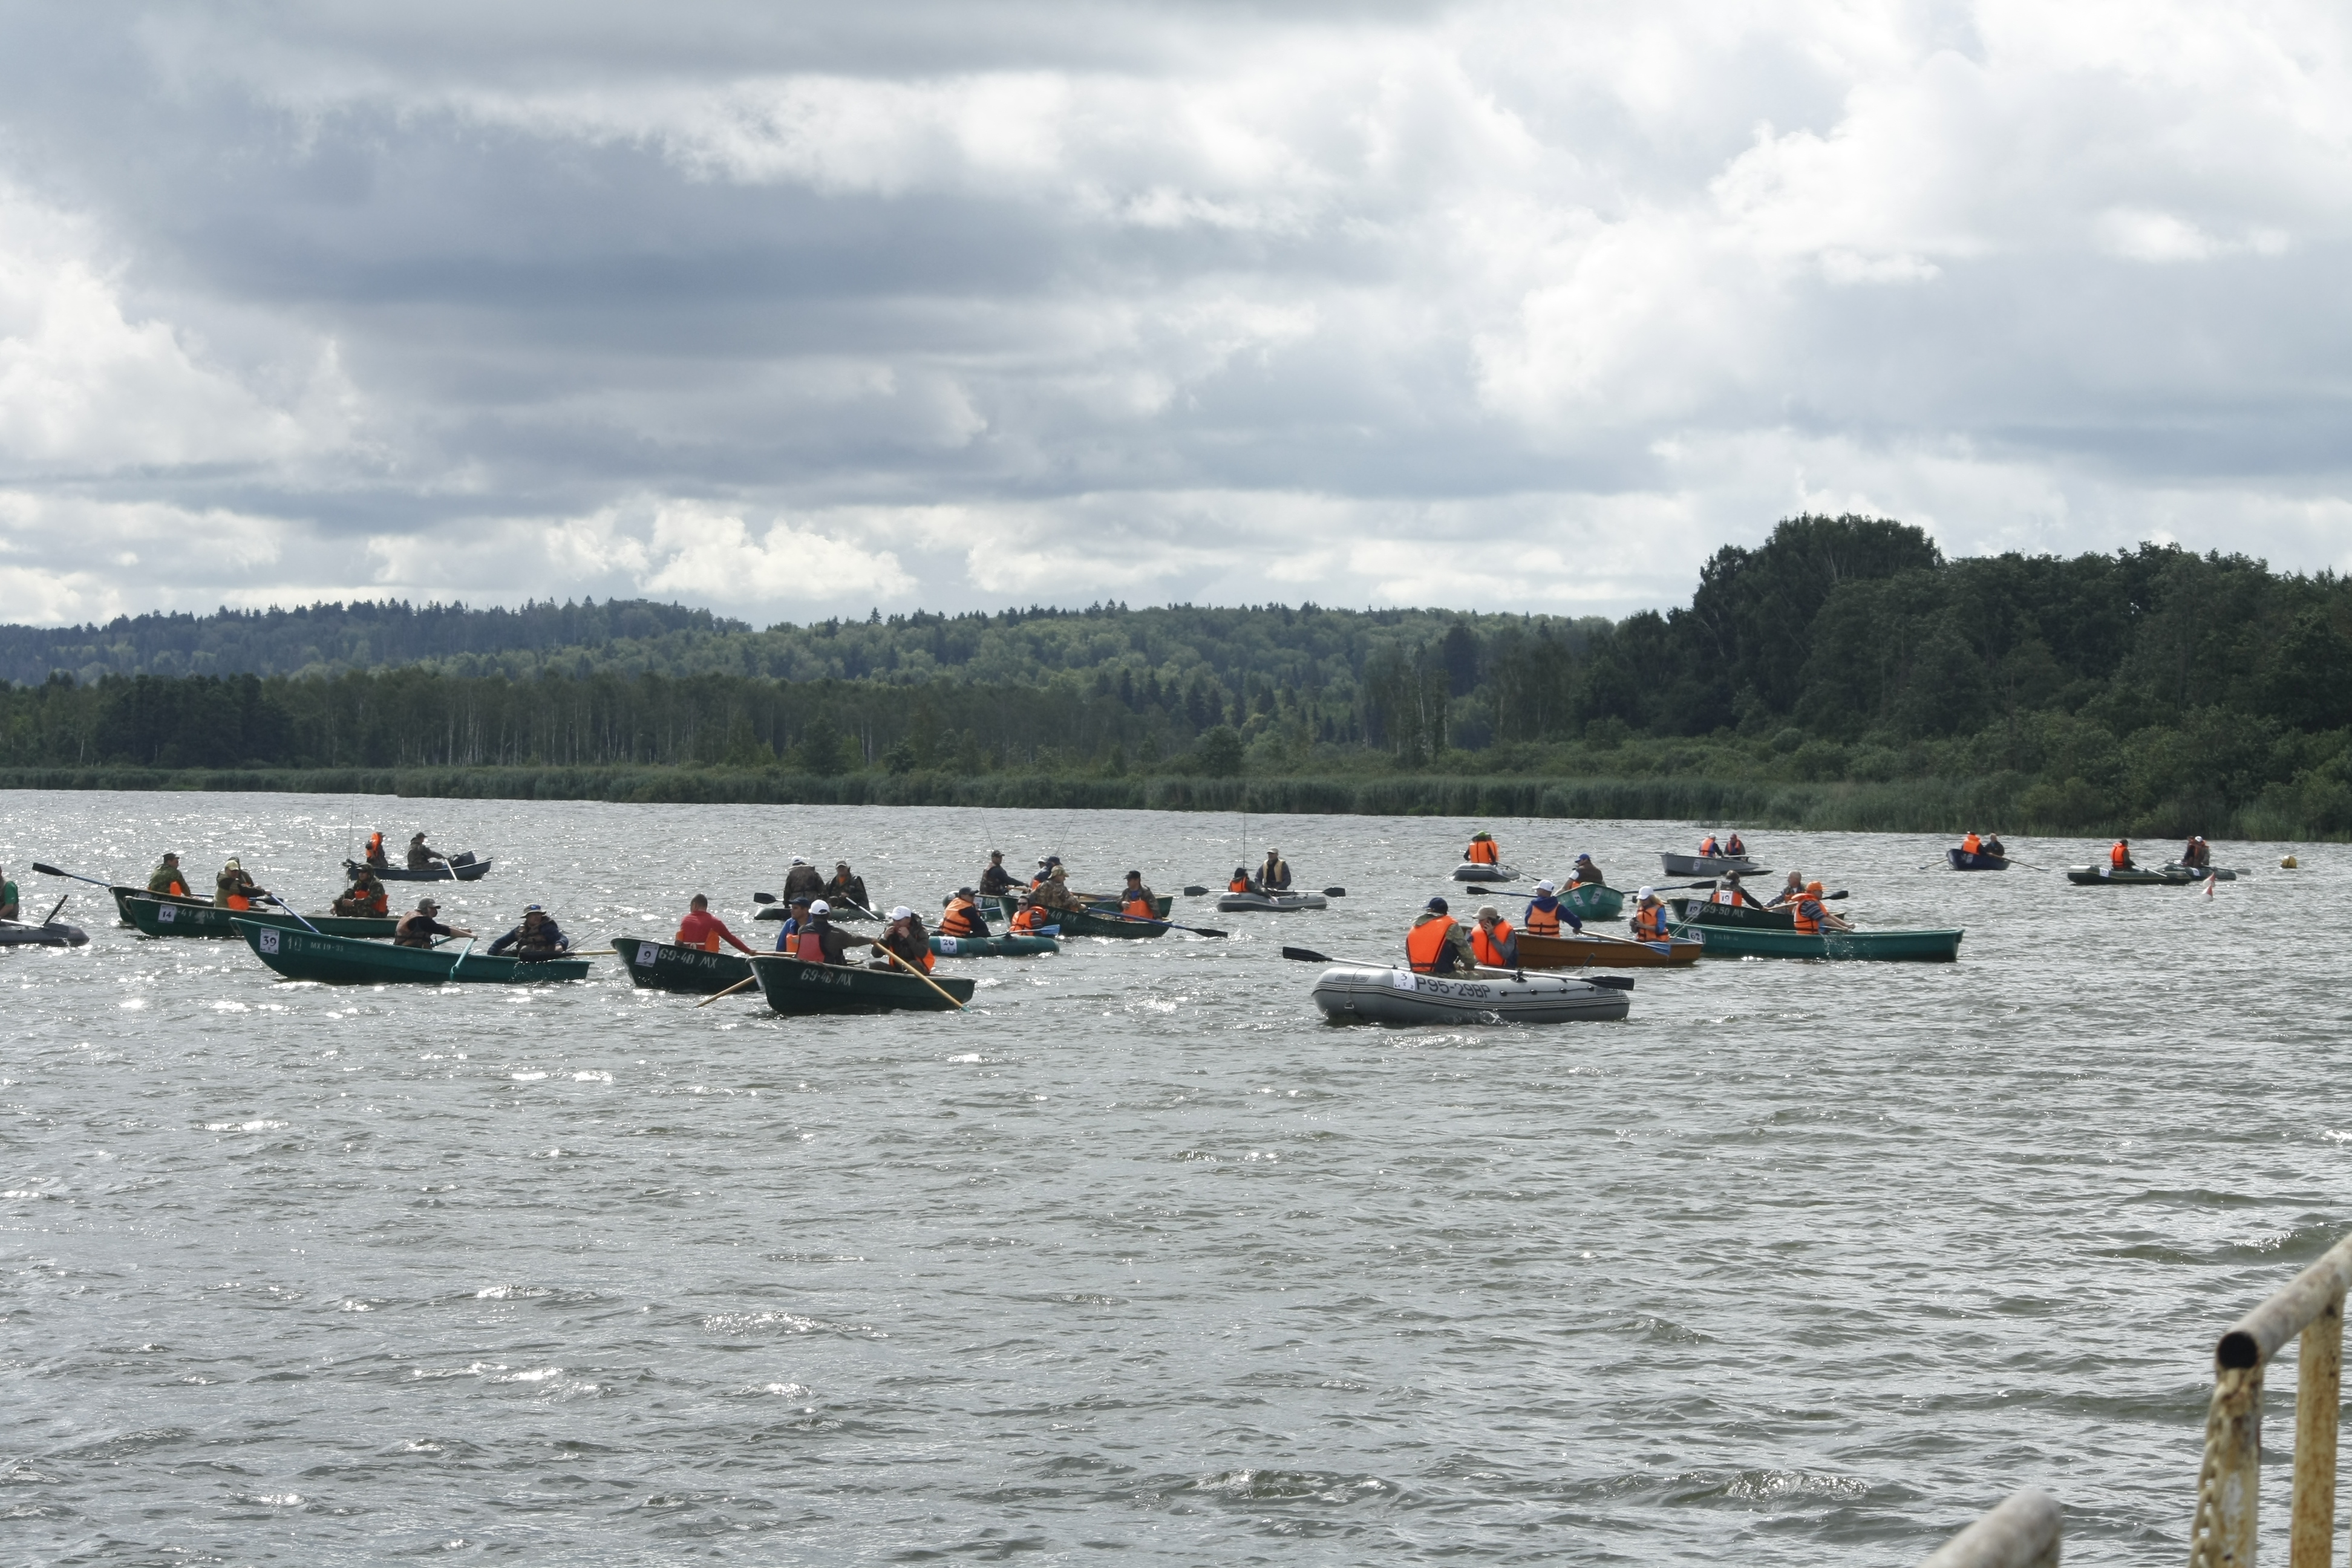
[{"left": 488, "top": 903, "right": 570, "bottom": 961}]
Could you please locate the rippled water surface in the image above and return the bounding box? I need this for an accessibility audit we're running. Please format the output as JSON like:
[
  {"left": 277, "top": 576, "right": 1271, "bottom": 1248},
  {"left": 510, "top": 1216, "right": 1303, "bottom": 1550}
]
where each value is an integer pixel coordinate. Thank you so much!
[{"left": 4, "top": 792, "right": 2347, "bottom": 1564}]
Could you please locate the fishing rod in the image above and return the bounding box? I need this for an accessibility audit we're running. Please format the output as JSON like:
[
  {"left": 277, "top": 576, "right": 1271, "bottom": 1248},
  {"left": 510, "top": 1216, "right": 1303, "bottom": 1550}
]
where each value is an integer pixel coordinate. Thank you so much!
[{"left": 1278, "top": 943, "right": 1635, "bottom": 993}]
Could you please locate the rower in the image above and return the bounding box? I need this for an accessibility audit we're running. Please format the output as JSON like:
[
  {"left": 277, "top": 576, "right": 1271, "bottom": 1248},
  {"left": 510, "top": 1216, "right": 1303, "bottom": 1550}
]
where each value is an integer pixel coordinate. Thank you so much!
[
  {"left": 0, "top": 864, "right": 16, "bottom": 923},
  {"left": 1569, "top": 852, "right": 1604, "bottom": 887},
  {"left": 1724, "top": 832, "right": 1746, "bottom": 858},
  {"left": 1227, "top": 865, "right": 1255, "bottom": 894},
  {"left": 825, "top": 861, "right": 871, "bottom": 915},
  {"left": 870, "top": 906, "right": 935, "bottom": 973},
  {"left": 1471, "top": 904, "right": 1518, "bottom": 969},
  {"left": 148, "top": 852, "right": 191, "bottom": 898},
  {"left": 1036, "top": 867, "right": 1083, "bottom": 912},
  {"left": 939, "top": 887, "right": 991, "bottom": 938},
  {"left": 781, "top": 856, "right": 826, "bottom": 903},
  {"left": 488, "top": 903, "right": 571, "bottom": 961},
  {"left": 214, "top": 857, "right": 268, "bottom": 911},
  {"left": 784, "top": 899, "right": 851, "bottom": 966},
  {"left": 771, "top": 895, "right": 815, "bottom": 950},
  {"left": 1630, "top": 887, "right": 1669, "bottom": 941},
  {"left": 393, "top": 897, "right": 471, "bottom": 949},
  {"left": 1406, "top": 897, "right": 1477, "bottom": 975},
  {"left": 979, "top": 851, "right": 1019, "bottom": 897},
  {"left": 364, "top": 831, "right": 388, "bottom": 869},
  {"left": 407, "top": 832, "right": 449, "bottom": 872},
  {"left": 1710, "top": 871, "right": 1758, "bottom": 909},
  {"left": 1768, "top": 871, "right": 1805, "bottom": 907},
  {"left": 675, "top": 893, "right": 754, "bottom": 955},
  {"left": 1119, "top": 872, "right": 1158, "bottom": 920},
  {"left": 2110, "top": 837, "right": 2134, "bottom": 873},
  {"left": 1961, "top": 829, "right": 1983, "bottom": 857},
  {"left": 334, "top": 866, "right": 390, "bottom": 917},
  {"left": 2182, "top": 834, "right": 2210, "bottom": 869},
  {"left": 1258, "top": 849, "right": 1292, "bottom": 892},
  {"left": 1521, "top": 880, "right": 1581, "bottom": 936},
  {"left": 1463, "top": 832, "right": 1500, "bottom": 866},
  {"left": 1789, "top": 880, "right": 1852, "bottom": 933},
  {"left": 1984, "top": 833, "right": 2007, "bottom": 858}
]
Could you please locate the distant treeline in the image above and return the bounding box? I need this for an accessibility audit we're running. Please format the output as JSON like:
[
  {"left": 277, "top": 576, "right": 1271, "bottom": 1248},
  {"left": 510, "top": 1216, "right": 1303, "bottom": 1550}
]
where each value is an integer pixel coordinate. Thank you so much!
[{"left": 7, "top": 515, "right": 2352, "bottom": 838}]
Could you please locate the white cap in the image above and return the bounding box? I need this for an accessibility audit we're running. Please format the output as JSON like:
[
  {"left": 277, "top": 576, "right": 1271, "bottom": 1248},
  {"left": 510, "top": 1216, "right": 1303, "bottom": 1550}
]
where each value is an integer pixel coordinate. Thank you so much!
[
  {"left": 808, "top": 899, "right": 829, "bottom": 915},
  {"left": 1636, "top": 885, "right": 1656, "bottom": 900},
  {"left": 791, "top": 855, "right": 807, "bottom": 866},
  {"left": 890, "top": 905, "right": 912, "bottom": 920},
  {"left": 1534, "top": 880, "right": 1555, "bottom": 893}
]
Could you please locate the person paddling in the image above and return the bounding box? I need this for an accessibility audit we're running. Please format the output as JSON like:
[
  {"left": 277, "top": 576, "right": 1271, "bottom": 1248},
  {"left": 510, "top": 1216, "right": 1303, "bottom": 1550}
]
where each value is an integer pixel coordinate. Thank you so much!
[
  {"left": 0, "top": 866, "right": 17, "bottom": 924},
  {"left": 148, "top": 851, "right": 191, "bottom": 898},
  {"left": 1724, "top": 832, "right": 1746, "bottom": 858},
  {"left": 488, "top": 904, "right": 570, "bottom": 961},
  {"left": 1463, "top": 832, "right": 1500, "bottom": 867},
  {"left": 785, "top": 899, "right": 852, "bottom": 965},
  {"left": 1768, "top": 871, "right": 1806, "bottom": 907},
  {"left": 979, "top": 851, "right": 1019, "bottom": 897},
  {"left": 939, "top": 888, "right": 991, "bottom": 938},
  {"left": 1709, "top": 871, "right": 1760, "bottom": 909},
  {"left": 825, "top": 861, "right": 871, "bottom": 914},
  {"left": 2181, "top": 834, "right": 2211, "bottom": 869},
  {"left": 870, "top": 906, "right": 935, "bottom": 973},
  {"left": 1119, "top": 872, "right": 1158, "bottom": 920},
  {"left": 1471, "top": 905, "right": 1518, "bottom": 969},
  {"left": 407, "top": 832, "right": 449, "bottom": 872},
  {"left": 1406, "top": 896, "right": 1477, "bottom": 975},
  {"left": 781, "top": 857, "right": 826, "bottom": 903},
  {"left": 393, "top": 897, "right": 472, "bottom": 949},
  {"left": 214, "top": 858, "right": 268, "bottom": 911},
  {"left": 1984, "top": 832, "right": 2006, "bottom": 858},
  {"left": 675, "top": 893, "right": 754, "bottom": 955},
  {"left": 1258, "top": 849, "right": 1292, "bottom": 892},
  {"left": 1521, "top": 880, "right": 1581, "bottom": 936},
  {"left": 1788, "top": 880, "right": 1852, "bottom": 934}
]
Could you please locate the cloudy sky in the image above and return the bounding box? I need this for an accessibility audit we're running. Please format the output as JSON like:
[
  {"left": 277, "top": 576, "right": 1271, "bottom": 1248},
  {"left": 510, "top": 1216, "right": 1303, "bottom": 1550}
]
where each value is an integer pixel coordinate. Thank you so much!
[{"left": 0, "top": 1, "right": 2347, "bottom": 626}]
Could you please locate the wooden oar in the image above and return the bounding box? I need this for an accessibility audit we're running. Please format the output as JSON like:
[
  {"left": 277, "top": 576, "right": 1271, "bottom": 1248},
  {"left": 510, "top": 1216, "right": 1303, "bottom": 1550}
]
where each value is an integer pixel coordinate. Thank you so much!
[
  {"left": 258, "top": 893, "right": 325, "bottom": 936},
  {"left": 32, "top": 861, "right": 114, "bottom": 891},
  {"left": 697, "top": 976, "right": 757, "bottom": 1008},
  {"left": 446, "top": 937, "right": 475, "bottom": 982},
  {"left": 868, "top": 942, "right": 966, "bottom": 1009},
  {"left": 1279, "top": 943, "right": 1635, "bottom": 992}
]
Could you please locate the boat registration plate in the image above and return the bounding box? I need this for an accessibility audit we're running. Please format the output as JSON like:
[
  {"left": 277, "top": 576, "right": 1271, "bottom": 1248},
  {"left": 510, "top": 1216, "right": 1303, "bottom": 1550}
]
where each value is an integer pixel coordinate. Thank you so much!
[
  {"left": 936, "top": 936, "right": 961, "bottom": 955},
  {"left": 258, "top": 929, "right": 280, "bottom": 954},
  {"left": 635, "top": 944, "right": 656, "bottom": 966},
  {"left": 159, "top": 904, "right": 176, "bottom": 923}
]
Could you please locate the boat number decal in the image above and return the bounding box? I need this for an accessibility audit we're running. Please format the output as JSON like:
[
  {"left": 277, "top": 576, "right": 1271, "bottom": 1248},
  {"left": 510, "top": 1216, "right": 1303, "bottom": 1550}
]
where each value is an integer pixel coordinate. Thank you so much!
[
  {"left": 938, "top": 937, "right": 960, "bottom": 954},
  {"left": 1388, "top": 970, "right": 1491, "bottom": 998},
  {"left": 258, "top": 929, "right": 280, "bottom": 954},
  {"left": 158, "top": 904, "right": 175, "bottom": 923},
  {"left": 635, "top": 945, "right": 656, "bottom": 966}
]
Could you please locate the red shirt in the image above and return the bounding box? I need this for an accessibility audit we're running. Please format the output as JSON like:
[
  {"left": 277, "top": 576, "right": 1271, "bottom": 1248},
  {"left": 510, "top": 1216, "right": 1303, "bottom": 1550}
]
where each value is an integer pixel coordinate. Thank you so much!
[{"left": 675, "top": 910, "right": 752, "bottom": 954}]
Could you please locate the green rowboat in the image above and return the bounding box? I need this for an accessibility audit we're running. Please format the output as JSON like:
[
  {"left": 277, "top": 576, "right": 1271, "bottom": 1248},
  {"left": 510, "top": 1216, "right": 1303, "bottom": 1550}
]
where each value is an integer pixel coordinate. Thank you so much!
[
  {"left": 232, "top": 920, "right": 593, "bottom": 984},
  {"left": 110, "top": 883, "right": 210, "bottom": 925},
  {"left": 929, "top": 933, "right": 1059, "bottom": 958},
  {"left": 1047, "top": 907, "right": 1168, "bottom": 939},
  {"left": 1558, "top": 882, "right": 1626, "bottom": 921},
  {"left": 1665, "top": 918, "right": 1962, "bottom": 962},
  {"left": 747, "top": 953, "right": 976, "bottom": 1014},
  {"left": 125, "top": 893, "right": 397, "bottom": 941},
  {"left": 614, "top": 935, "right": 753, "bottom": 993},
  {"left": 1667, "top": 896, "right": 1795, "bottom": 931}
]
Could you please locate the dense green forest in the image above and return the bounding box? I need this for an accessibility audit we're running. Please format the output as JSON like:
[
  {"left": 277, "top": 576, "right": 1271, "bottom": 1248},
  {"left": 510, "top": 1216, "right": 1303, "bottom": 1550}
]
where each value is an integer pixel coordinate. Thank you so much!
[{"left": 6, "top": 515, "right": 2351, "bottom": 838}]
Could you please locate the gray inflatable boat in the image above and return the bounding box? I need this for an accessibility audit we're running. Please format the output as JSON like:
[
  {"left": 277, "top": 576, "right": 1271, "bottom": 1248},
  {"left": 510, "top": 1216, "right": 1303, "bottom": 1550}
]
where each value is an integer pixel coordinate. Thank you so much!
[{"left": 1310, "top": 964, "right": 1628, "bottom": 1025}]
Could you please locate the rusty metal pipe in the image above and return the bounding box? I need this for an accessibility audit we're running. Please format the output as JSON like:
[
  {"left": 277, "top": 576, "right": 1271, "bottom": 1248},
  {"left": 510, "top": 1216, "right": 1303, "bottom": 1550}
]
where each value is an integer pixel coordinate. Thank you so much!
[
  {"left": 2291, "top": 1294, "right": 2342, "bottom": 1568},
  {"left": 1921, "top": 1486, "right": 2062, "bottom": 1568},
  {"left": 2220, "top": 1237, "right": 2352, "bottom": 1370}
]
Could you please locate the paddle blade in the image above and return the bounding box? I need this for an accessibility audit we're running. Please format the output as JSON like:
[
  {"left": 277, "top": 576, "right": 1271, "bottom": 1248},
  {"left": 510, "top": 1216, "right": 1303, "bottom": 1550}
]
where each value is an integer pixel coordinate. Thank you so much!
[
  {"left": 1322, "top": 886, "right": 1347, "bottom": 898},
  {"left": 31, "top": 863, "right": 67, "bottom": 878},
  {"left": 1181, "top": 884, "right": 1209, "bottom": 897},
  {"left": 1589, "top": 975, "right": 1635, "bottom": 991},
  {"left": 1280, "top": 945, "right": 1334, "bottom": 964},
  {"left": 1190, "top": 927, "right": 1229, "bottom": 939},
  {"left": 1826, "top": 889, "right": 1849, "bottom": 900},
  {"left": 1465, "top": 884, "right": 1491, "bottom": 895},
  {"left": 751, "top": 891, "right": 777, "bottom": 904}
]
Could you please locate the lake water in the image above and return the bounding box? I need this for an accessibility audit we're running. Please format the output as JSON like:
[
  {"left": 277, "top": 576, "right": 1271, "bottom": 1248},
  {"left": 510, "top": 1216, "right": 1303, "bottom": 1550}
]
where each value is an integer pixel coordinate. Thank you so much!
[{"left": 1, "top": 792, "right": 2342, "bottom": 1564}]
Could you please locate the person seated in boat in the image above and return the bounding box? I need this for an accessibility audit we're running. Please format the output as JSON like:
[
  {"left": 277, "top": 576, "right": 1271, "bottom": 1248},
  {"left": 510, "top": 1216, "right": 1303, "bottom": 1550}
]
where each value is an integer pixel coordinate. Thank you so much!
[
  {"left": 1630, "top": 887, "right": 1670, "bottom": 941},
  {"left": 407, "top": 832, "right": 449, "bottom": 872},
  {"left": 1035, "top": 867, "right": 1085, "bottom": 913},
  {"left": 782, "top": 900, "right": 853, "bottom": 965},
  {"left": 488, "top": 904, "right": 571, "bottom": 961},
  {"left": 1960, "top": 830, "right": 1983, "bottom": 857},
  {"left": 675, "top": 893, "right": 754, "bottom": 955},
  {"left": 2181, "top": 834, "right": 2210, "bottom": 869},
  {"left": 0, "top": 867, "right": 16, "bottom": 923},
  {"left": 782, "top": 857, "right": 826, "bottom": 903},
  {"left": 939, "top": 889, "right": 991, "bottom": 938},
  {"left": 334, "top": 866, "right": 390, "bottom": 918},
  {"left": 1724, "top": 832, "right": 1746, "bottom": 858},
  {"left": 979, "top": 851, "right": 1019, "bottom": 897},
  {"left": 1463, "top": 832, "right": 1500, "bottom": 866},
  {"left": 1227, "top": 866, "right": 1255, "bottom": 895},
  {"left": 393, "top": 897, "right": 472, "bottom": 949},
  {"left": 1258, "top": 849, "right": 1292, "bottom": 892},
  {"left": 1984, "top": 833, "right": 2006, "bottom": 858},
  {"left": 1521, "top": 880, "right": 1581, "bottom": 936},
  {"left": 1119, "top": 872, "right": 1158, "bottom": 920},
  {"left": 1030, "top": 855, "right": 1065, "bottom": 891},
  {"left": 771, "top": 895, "right": 814, "bottom": 950},
  {"left": 1010, "top": 897, "right": 1056, "bottom": 935},
  {"left": 2109, "top": 838, "right": 2135, "bottom": 873},
  {"left": 869, "top": 906, "right": 935, "bottom": 973},
  {"left": 364, "top": 831, "right": 388, "bottom": 869},
  {"left": 1698, "top": 833, "right": 1721, "bottom": 858},
  {"left": 1406, "top": 896, "right": 1477, "bottom": 975},
  {"left": 214, "top": 858, "right": 269, "bottom": 911},
  {"left": 1710, "top": 871, "right": 1761, "bottom": 909},
  {"left": 1569, "top": 853, "right": 1604, "bottom": 886},
  {"left": 825, "top": 861, "right": 871, "bottom": 915},
  {"left": 148, "top": 852, "right": 191, "bottom": 898},
  {"left": 1788, "top": 880, "right": 1852, "bottom": 934},
  {"left": 1767, "top": 871, "right": 1806, "bottom": 907},
  {"left": 1471, "top": 905, "right": 1518, "bottom": 970}
]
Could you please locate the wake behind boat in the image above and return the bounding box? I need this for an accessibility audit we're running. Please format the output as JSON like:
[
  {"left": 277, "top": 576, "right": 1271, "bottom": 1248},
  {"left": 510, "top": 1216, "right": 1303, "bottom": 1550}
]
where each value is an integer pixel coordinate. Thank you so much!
[{"left": 1311, "top": 964, "right": 1629, "bottom": 1025}]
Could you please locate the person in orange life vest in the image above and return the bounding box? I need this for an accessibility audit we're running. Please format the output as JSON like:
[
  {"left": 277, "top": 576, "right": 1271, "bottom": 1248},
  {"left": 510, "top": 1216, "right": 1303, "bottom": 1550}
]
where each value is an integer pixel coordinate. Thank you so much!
[
  {"left": 1724, "top": 832, "right": 1745, "bottom": 858},
  {"left": 1521, "top": 880, "right": 1581, "bottom": 936},
  {"left": 1789, "top": 881, "right": 1852, "bottom": 935},
  {"left": 771, "top": 895, "right": 815, "bottom": 950},
  {"left": 675, "top": 893, "right": 754, "bottom": 955},
  {"left": 1030, "top": 855, "right": 1063, "bottom": 891},
  {"left": 393, "top": 897, "right": 471, "bottom": 949},
  {"left": 1227, "top": 865, "right": 1255, "bottom": 894},
  {"left": 2181, "top": 834, "right": 2210, "bottom": 869},
  {"left": 871, "top": 906, "right": 935, "bottom": 973},
  {"left": 1708, "top": 871, "right": 1760, "bottom": 909},
  {"left": 1119, "top": 872, "right": 1158, "bottom": 920},
  {"left": 1569, "top": 852, "right": 1605, "bottom": 886},
  {"left": 2109, "top": 837, "right": 2134, "bottom": 872},
  {"left": 1471, "top": 905, "right": 1518, "bottom": 969},
  {"left": 1961, "top": 830, "right": 1982, "bottom": 856},
  {"left": 1010, "top": 897, "right": 1054, "bottom": 934},
  {"left": 1630, "top": 887, "right": 1670, "bottom": 941},
  {"left": 213, "top": 857, "right": 269, "bottom": 911},
  {"left": 1698, "top": 833, "right": 1720, "bottom": 858},
  {"left": 939, "top": 888, "right": 990, "bottom": 938},
  {"left": 786, "top": 900, "right": 852, "bottom": 965},
  {"left": 148, "top": 851, "right": 192, "bottom": 898},
  {"left": 1257, "top": 849, "right": 1292, "bottom": 892},
  {"left": 334, "top": 865, "right": 390, "bottom": 918},
  {"left": 364, "top": 831, "right": 388, "bottom": 869},
  {"left": 1406, "top": 896, "right": 1477, "bottom": 975},
  {"left": 1463, "top": 832, "right": 1500, "bottom": 866}
]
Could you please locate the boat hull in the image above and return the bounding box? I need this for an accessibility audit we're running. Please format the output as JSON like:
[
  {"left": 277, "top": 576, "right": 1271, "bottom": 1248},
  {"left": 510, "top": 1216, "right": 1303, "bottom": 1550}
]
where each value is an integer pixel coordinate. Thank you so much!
[
  {"left": 1215, "top": 892, "right": 1328, "bottom": 912},
  {"left": 111, "top": 884, "right": 209, "bottom": 925},
  {"left": 345, "top": 857, "right": 492, "bottom": 883},
  {"left": 1558, "top": 882, "right": 1625, "bottom": 921},
  {"left": 978, "top": 892, "right": 1169, "bottom": 921},
  {"left": 929, "top": 933, "right": 1059, "bottom": 958},
  {"left": 1667, "top": 897, "right": 1796, "bottom": 931},
  {"left": 1947, "top": 849, "right": 2010, "bottom": 871},
  {"left": 1451, "top": 862, "right": 1520, "bottom": 882},
  {"left": 1311, "top": 965, "right": 1628, "bottom": 1025},
  {"left": 2163, "top": 861, "right": 2235, "bottom": 882},
  {"left": 0, "top": 921, "right": 87, "bottom": 948},
  {"left": 747, "top": 953, "right": 976, "bottom": 1014},
  {"left": 1051, "top": 908, "right": 1168, "bottom": 939},
  {"left": 2065, "top": 866, "right": 2195, "bottom": 886},
  {"left": 1668, "top": 920, "right": 1962, "bottom": 962},
  {"left": 124, "top": 893, "right": 397, "bottom": 941},
  {"left": 1659, "top": 854, "right": 1769, "bottom": 879},
  {"left": 1515, "top": 931, "right": 1702, "bottom": 969},
  {"left": 614, "top": 935, "right": 753, "bottom": 993},
  {"left": 232, "top": 920, "right": 590, "bottom": 982}
]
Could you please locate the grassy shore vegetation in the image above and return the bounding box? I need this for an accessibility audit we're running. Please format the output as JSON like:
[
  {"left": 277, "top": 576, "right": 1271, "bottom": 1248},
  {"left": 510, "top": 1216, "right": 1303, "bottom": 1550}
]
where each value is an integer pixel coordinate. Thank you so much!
[{"left": 6, "top": 514, "right": 2352, "bottom": 839}]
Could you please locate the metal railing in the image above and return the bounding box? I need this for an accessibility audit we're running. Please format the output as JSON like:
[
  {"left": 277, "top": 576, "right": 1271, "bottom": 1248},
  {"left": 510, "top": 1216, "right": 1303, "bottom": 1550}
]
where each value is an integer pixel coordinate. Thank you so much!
[
  {"left": 1922, "top": 1487, "right": 2062, "bottom": 1567},
  {"left": 2187, "top": 1232, "right": 2352, "bottom": 1567}
]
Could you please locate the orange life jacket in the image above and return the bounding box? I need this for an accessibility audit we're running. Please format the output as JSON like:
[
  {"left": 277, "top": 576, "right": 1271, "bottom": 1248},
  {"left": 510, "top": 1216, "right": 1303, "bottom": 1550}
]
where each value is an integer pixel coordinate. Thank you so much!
[
  {"left": 939, "top": 899, "right": 980, "bottom": 936},
  {"left": 163, "top": 875, "right": 189, "bottom": 898},
  {"left": 1523, "top": 901, "right": 1560, "bottom": 936},
  {"left": 1791, "top": 884, "right": 1826, "bottom": 934},
  {"left": 1122, "top": 891, "right": 1156, "bottom": 918},
  {"left": 1699, "top": 835, "right": 1719, "bottom": 857},
  {"left": 1229, "top": 877, "right": 1251, "bottom": 893},
  {"left": 792, "top": 926, "right": 828, "bottom": 963},
  {"left": 2111, "top": 841, "right": 2129, "bottom": 867},
  {"left": 1631, "top": 904, "right": 1667, "bottom": 941},
  {"left": 1030, "top": 874, "right": 1048, "bottom": 890},
  {"left": 1406, "top": 916, "right": 1460, "bottom": 973},
  {"left": 357, "top": 886, "right": 387, "bottom": 916},
  {"left": 1725, "top": 836, "right": 1745, "bottom": 856},
  {"left": 1465, "top": 839, "right": 1498, "bottom": 865},
  {"left": 227, "top": 895, "right": 252, "bottom": 911},
  {"left": 1011, "top": 905, "right": 1050, "bottom": 933},
  {"left": 1471, "top": 919, "right": 1514, "bottom": 967},
  {"left": 1710, "top": 887, "right": 1741, "bottom": 905},
  {"left": 1961, "top": 832, "right": 1981, "bottom": 855}
]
